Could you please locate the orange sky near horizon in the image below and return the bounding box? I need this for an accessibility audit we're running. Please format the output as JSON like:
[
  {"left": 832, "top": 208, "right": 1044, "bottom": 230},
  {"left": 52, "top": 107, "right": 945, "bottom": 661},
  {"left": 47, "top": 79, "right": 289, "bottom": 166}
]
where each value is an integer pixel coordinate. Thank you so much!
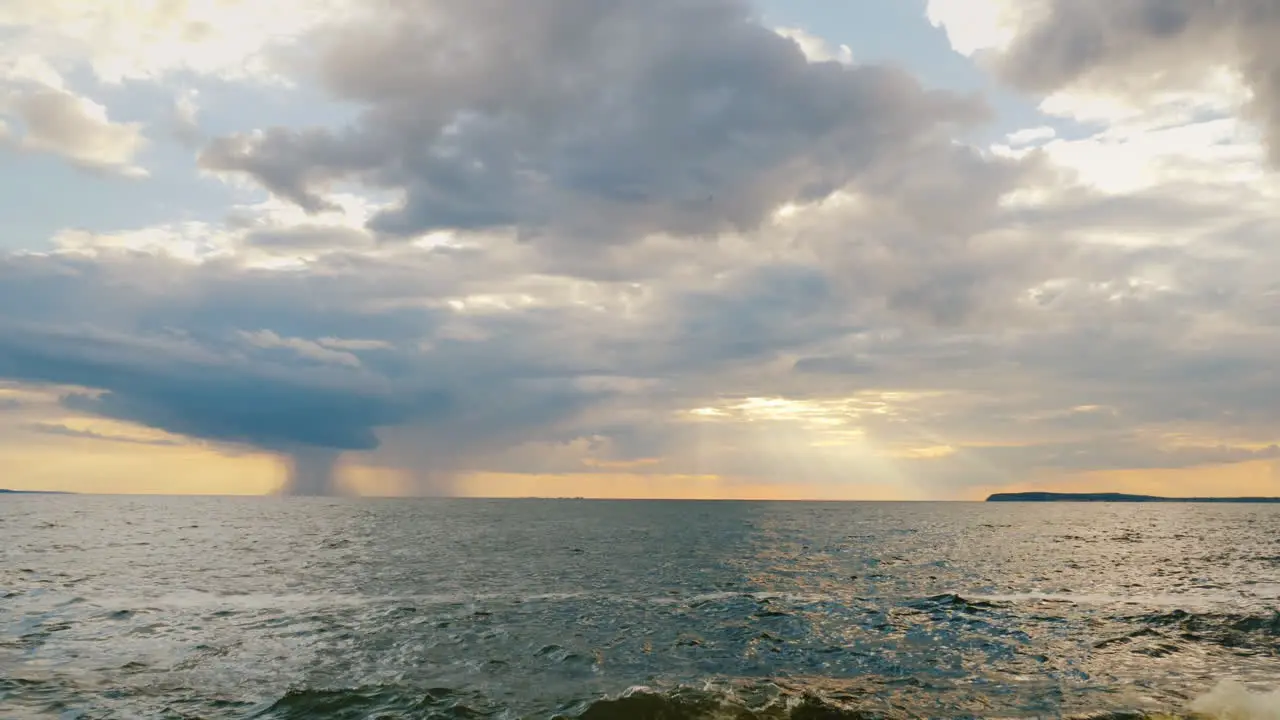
[
  {"left": 4, "top": 382, "right": 1277, "bottom": 499},
  {"left": 3, "top": 433, "right": 1277, "bottom": 500}
]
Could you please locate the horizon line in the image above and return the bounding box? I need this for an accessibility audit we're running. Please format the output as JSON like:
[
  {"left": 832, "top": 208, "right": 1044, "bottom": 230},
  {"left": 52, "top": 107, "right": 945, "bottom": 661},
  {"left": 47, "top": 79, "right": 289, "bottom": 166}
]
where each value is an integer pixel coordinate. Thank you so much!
[{"left": 7, "top": 489, "right": 1280, "bottom": 503}]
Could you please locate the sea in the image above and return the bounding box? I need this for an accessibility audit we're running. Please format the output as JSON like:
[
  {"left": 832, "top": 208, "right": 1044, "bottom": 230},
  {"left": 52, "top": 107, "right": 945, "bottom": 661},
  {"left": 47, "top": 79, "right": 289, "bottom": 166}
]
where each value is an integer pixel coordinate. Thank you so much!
[{"left": 2, "top": 496, "right": 1278, "bottom": 719}]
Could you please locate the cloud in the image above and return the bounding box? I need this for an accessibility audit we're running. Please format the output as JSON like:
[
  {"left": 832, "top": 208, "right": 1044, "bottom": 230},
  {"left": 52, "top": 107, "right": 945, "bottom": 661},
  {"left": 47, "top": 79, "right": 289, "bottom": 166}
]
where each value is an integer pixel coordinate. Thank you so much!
[
  {"left": 199, "top": 0, "right": 989, "bottom": 244},
  {"left": 0, "top": 322, "right": 426, "bottom": 452},
  {"left": 0, "top": 0, "right": 349, "bottom": 84},
  {"left": 792, "top": 355, "right": 877, "bottom": 376},
  {"left": 0, "top": 246, "right": 622, "bottom": 494},
  {"left": 925, "top": 0, "right": 1022, "bottom": 56},
  {"left": 46, "top": 193, "right": 382, "bottom": 264},
  {"left": 170, "top": 88, "right": 202, "bottom": 147},
  {"left": 774, "top": 27, "right": 854, "bottom": 65},
  {"left": 930, "top": 0, "right": 1280, "bottom": 166},
  {"left": 1005, "top": 126, "right": 1056, "bottom": 147},
  {"left": 3, "top": 155, "right": 1280, "bottom": 497},
  {"left": 318, "top": 338, "right": 393, "bottom": 352},
  {"left": 954, "top": 438, "right": 1280, "bottom": 475},
  {"left": 12, "top": 94, "right": 1280, "bottom": 495},
  {"left": 0, "top": 76, "right": 147, "bottom": 176},
  {"left": 22, "top": 421, "right": 183, "bottom": 447},
  {"left": 238, "top": 329, "right": 365, "bottom": 368},
  {"left": 0, "top": 313, "right": 452, "bottom": 495}
]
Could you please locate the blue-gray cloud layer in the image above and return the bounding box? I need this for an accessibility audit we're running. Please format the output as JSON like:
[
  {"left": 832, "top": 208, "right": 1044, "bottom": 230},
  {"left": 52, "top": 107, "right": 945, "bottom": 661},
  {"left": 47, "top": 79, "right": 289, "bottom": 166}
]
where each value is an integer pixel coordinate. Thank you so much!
[{"left": 0, "top": 321, "right": 427, "bottom": 451}]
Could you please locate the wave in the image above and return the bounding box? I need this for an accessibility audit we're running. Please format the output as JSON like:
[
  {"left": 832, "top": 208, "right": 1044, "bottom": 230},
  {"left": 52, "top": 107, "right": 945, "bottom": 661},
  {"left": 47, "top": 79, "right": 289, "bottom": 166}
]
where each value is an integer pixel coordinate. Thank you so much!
[
  {"left": 1098, "top": 609, "right": 1280, "bottom": 655},
  {"left": 250, "top": 686, "right": 490, "bottom": 719},
  {"left": 1132, "top": 609, "right": 1280, "bottom": 635},
  {"left": 576, "top": 682, "right": 1280, "bottom": 720},
  {"left": 904, "top": 592, "right": 1005, "bottom": 613},
  {"left": 246, "top": 681, "right": 1280, "bottom": 720},
  {"left": 969, "top": 592, "right": 1253, "bottom": 609},
  {"left": 31, "top": 589, "right": 1016, "bottom": 616}
]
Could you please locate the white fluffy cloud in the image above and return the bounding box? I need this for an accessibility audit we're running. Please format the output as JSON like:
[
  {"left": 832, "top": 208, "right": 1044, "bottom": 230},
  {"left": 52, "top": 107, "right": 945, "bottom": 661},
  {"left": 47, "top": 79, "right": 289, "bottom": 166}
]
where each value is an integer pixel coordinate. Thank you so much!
[
  {"left": 3, "top": 87, "right": 147, "bottom": 175},
  {"left": 926, "top": 0, "right": 1022, "bottom": 56},
  {"left": 0, "top": 61, "right": 147, "bottom": 175},
  {"left": 0, "top": 0, "right": 349, "bottom": 175},
  {"left": 0, "top": 0, "right": 349, "bottom": 83},
  {"left": 774, "top": 27, "right": 854, "bottom": 65}
]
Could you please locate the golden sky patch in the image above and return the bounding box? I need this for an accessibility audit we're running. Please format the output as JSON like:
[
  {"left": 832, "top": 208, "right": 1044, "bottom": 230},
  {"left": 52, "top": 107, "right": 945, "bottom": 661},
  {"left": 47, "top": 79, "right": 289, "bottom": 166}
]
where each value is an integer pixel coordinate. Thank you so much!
[
  {"left": 335, "top": 462, "right": 415, "bottom": 497},
  {"left": 581, "top": 457, "right": 664, "bottom": 471},
  {"left": 458, "top": 471, "right": 920, "bottom": 501},
  {"left": 963, "top": 459, "right": 1280, "bottom": 500},
  {"left": 0, "top": 436, "right": 282, "bottom": 495}
]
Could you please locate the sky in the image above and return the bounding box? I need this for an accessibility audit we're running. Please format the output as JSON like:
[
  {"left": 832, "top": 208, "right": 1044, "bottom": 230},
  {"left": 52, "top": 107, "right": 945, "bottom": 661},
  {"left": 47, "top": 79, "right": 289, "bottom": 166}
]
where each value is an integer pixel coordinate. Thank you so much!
[{"left": 2, "top": 0, "right": 1279, "bottom": 500}]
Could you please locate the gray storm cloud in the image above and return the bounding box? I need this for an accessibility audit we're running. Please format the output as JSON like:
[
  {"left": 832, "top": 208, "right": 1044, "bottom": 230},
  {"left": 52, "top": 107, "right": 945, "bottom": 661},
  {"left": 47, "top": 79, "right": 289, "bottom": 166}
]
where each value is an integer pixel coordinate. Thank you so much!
[
  {"left": 200, "top": 0, "right": 989, "bottom": 244},
  {"left": 0, "top": 252, "right": 612, "bottom": 496}
]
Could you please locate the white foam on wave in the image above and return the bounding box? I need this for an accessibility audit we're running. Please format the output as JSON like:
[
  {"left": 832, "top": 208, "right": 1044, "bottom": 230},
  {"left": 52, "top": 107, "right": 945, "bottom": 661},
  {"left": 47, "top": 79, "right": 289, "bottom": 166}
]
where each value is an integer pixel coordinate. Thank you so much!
[
  {"left": 78, "top": 589, "right": 488, "bottom": 612},
  {"left": 657, "top": 591, "right": 831, "bottom": 605},
  {"left": 70, "top": 589, "right": 615, "bottom": 613},
  {"left": 1191, "top": 681, "right": 1280, "bottom": 720},
  {"left": 971, "top": 591, "right": 1249, "bottom": 608}
]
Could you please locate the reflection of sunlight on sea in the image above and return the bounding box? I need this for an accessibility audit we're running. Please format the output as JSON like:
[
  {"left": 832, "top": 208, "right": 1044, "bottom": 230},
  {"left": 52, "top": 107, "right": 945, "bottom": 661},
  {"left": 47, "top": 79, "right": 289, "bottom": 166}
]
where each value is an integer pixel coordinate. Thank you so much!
[
  {"left": 971, "top": 591, "right": 1263, "bottom": 608},
  {"left": 3, "top": 497, "right": 1279, "bottom": 718}
]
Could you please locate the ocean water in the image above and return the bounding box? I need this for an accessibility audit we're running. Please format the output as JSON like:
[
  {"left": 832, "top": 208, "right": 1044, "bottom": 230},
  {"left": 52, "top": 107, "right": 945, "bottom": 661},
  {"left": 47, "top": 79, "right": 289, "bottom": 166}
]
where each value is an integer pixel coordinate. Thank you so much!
[{"left": 2, "top": 497, "right": 1278, "bottom": 719}]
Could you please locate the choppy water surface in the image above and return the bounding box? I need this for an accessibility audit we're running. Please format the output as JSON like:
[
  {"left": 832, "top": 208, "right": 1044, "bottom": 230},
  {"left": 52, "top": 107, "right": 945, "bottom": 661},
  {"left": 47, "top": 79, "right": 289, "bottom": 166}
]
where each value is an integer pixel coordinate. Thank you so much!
[{"left": 2, "top": 498, "right": 1278, "bottom": 719}]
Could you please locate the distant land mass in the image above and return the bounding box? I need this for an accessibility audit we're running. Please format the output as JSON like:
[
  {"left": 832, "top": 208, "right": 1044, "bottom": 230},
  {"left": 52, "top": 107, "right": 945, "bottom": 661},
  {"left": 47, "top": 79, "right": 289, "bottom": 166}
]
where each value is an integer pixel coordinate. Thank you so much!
[
  {"left": 987, "top": 491, "right": 1280, "bottom": 503},
  {"left": 0, "top": 489, "right": 74, "bottom": 495}
]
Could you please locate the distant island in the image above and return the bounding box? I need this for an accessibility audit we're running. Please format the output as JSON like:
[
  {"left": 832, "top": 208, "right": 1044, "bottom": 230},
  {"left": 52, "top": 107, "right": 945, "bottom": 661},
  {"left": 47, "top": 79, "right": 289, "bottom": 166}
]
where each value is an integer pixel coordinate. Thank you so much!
[
  {"left": 0, "top": 489, "right": 75, "bottom": 495},
  {"left": 987, "top": 492, "right": 1280, "bottom": 503}
]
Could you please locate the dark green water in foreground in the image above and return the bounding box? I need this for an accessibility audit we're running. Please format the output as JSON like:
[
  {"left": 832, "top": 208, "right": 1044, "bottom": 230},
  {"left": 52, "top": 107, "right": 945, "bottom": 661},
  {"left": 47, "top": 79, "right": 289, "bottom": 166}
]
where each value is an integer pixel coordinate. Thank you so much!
[{"left": 2, "top": 497, "right": 1278, "bottom": 718}]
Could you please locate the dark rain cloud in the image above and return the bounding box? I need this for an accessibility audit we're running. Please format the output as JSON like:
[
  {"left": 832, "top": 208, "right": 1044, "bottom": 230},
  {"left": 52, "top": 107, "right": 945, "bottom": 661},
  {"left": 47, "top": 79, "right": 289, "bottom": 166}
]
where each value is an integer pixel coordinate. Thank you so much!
[
  {"left": 0, "top": 321, "right": 431, "bottom": 452},
  {"left": 0, "top": 249, "right": 620, "bottom": 494}
]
